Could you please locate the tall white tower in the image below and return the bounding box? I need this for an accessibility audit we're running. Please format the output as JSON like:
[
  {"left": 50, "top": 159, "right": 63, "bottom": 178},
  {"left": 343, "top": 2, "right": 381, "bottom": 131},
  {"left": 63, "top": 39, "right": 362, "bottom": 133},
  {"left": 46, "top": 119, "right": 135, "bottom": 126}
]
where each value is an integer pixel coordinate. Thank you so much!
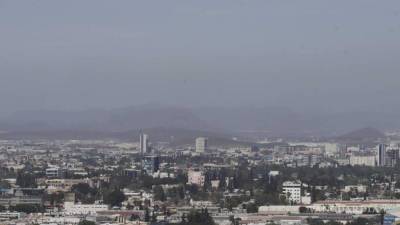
[
  {"left": 378, "top": 144, "right": 386, "bottom": 167},
  {"left": 140, "top": 133, "right": 149, "bottom": 154},
  {"left": 195, "top": 137, "right": 208, "bottom": 153}
]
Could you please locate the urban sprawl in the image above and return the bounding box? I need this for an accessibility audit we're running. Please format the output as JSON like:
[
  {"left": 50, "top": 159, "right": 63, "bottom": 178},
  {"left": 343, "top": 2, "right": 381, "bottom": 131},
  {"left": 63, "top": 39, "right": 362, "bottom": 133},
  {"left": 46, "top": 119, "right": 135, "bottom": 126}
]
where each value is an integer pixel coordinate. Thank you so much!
[{"left": 1, "top": 132, "right": 400, "bottom": 225}]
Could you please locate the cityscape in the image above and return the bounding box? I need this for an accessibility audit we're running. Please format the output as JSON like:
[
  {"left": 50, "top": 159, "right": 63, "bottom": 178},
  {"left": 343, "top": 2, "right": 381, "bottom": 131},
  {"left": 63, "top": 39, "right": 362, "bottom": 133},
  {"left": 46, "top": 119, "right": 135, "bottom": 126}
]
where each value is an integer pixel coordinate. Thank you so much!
[
  {"left": 2, "top": 1, "right": 400, "bottom": 225},
  {"left": 1, "top": 129, "right": 400, "bottom": 225}
]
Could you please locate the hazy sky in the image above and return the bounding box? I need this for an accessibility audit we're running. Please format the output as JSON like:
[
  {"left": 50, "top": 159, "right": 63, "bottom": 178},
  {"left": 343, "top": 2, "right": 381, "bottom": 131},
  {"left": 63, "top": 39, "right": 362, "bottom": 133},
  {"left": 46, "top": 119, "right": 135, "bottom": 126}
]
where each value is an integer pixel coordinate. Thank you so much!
[{"left": 1, "top": 0, "right": 400, "bottom": 115}]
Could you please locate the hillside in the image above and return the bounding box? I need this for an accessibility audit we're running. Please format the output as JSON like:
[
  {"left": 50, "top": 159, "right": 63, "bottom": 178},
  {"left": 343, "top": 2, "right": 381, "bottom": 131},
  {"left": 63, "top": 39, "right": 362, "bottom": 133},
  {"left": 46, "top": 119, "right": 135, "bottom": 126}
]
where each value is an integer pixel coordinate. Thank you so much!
[{"left": 336, "top": 127, "right": 386, "bottom": 142}]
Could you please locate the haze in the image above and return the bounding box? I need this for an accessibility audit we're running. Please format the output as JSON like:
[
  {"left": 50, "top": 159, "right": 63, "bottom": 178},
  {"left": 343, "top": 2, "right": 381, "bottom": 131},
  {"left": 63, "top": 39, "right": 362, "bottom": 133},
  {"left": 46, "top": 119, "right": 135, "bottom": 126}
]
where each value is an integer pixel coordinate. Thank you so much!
[{"left": 1, "top": 0, "right": 400, "bottom": 116}]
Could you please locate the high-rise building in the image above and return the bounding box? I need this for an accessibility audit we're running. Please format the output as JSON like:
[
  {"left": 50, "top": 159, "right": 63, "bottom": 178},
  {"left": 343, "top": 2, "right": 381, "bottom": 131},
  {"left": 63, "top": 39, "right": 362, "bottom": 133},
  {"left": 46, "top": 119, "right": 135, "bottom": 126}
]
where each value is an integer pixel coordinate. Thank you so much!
[
  {"left": 139, "top": 133, "right": 149, "bottom": 154},
  {"left": 387, "top": 149, "right": 400, "bottom": 167},
  {"left": 142, "top": 156, "right": 160, "bottom": 175},
  {"left": 195, "top": 137, "right": 208, "bottom": 153},
  {"left": 378, "top": 144, "right": 386, "bottom": 167}
]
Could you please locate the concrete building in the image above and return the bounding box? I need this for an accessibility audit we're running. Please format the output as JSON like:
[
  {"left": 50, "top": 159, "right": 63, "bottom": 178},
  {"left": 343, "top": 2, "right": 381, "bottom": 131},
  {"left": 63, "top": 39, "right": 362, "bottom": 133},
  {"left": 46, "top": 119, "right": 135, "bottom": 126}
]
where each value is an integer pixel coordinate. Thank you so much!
[
  {"left": 46, "top": 166, "right": 62, "bottom": 178},
  {"left": 64, "top": 192, "right": 76, "bottom": 202},
  {"left": 378, "top": 144, "right": 386, "bottom": 167},
  {"left": 349, "top": 154, "right": 376, "bottom": 167},
  {"left": 142, "top": 155, "right": 160, "bottom": 175},
  {"left": 386, "top": 149, "right": 400, "bottom": 167},
  {"left": 311, "top": 200, "right": 400, "bottom": 214},
  {"left": 258, "top": 205, "right": 301, "bottom": 214},
  {"left": 187, "top": 170, "right": 205, "bottom": 187},
  {"left": 139, "top": 133, "right": 149, "bottom": 154},
  {"left": 64, "top": 202, "right": 108, "bottom": 215},
  {"left": 195, "top": 137, "right": 208, "bottom": 153},
  {"left": 0, "top": 196, "right": 42, "bottom": 207},
  {"left": 343, "top": 185, "right": 367, "bottom": 193},
  {"left": 282, "top": 181, "right": 302, "bottom": 204}
]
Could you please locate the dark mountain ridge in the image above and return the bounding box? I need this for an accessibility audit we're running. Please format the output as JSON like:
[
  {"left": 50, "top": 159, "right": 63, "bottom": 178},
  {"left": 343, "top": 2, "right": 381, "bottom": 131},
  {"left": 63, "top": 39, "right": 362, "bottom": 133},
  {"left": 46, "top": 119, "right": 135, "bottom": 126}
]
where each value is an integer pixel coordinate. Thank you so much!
[{"left": 0, "top": 105, "right": 397, "bottom": 140}]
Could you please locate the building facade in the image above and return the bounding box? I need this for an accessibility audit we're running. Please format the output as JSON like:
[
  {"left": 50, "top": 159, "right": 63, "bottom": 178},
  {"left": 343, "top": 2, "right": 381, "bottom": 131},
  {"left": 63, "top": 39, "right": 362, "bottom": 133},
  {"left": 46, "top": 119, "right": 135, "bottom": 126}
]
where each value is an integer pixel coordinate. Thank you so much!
[
  {"left": 195, "top": 137, "right": 208, "bottom": 153},
  {"left": 282, "top": 181, "right": 302, "bottom": 204},
  {"left": 187, "top": 170, "right": 205, "bottom": 187}
]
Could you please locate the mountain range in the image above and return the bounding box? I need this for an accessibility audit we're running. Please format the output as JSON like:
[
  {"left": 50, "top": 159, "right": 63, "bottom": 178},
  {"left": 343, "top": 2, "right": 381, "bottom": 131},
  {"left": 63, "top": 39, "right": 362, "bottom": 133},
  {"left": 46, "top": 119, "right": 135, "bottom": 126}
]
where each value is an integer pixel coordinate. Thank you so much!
[{"left": 0, "top": 105, "right": 397, "bottom": 140}]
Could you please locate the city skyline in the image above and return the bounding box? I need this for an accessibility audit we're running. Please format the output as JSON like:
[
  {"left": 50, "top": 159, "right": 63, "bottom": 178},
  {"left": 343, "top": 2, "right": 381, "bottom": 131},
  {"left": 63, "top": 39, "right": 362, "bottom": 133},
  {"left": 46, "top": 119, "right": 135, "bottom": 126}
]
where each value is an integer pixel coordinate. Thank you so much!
[{"left": 2, "top": 1, "right": 400, "bottom": 224}]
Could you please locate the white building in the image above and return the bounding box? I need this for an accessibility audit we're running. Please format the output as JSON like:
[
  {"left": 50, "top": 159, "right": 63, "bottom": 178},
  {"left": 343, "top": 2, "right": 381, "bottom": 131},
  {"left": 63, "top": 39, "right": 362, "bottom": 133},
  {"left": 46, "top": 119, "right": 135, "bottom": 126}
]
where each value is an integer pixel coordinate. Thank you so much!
[
  {"left": 46, "top": 166, "right": 61, "bottom": 178},
  {"left": 282, "top": 181, "right": 302, "bottom": 204},
  {"left": 349, "top": 155, "right": 376, "bottom": 167},
  {"left": 64, "top": 202, "right": 108, "bottom": 215},
  {"left": 343, "top": 185, "right": 367, "bottom": 193},
  {"left": 323, "top": 143, "right": 339, "bottom": 156},
  {"left": 269, "top": 171, "right": 280, "bottom": 177},
  {"left": 258, "top": 205, "right": 300, "bottom": 214},
  {"left": 211, "top": 180, "right": 220, "bottom": 189},
  {"left": 311, "top": 200, "right": 400, "bottom": 214},
  {"left": 378, "top": 144, "right": 386, "bottom": 167},
  {"left": 187, "top": 170, "right": 205, "bottom": 187},
  {"left": 195, "top": 137, "right": 208, "bottom": 153},
  {"left": 139, "top": 133, "right": 149, "bottom": 154}
]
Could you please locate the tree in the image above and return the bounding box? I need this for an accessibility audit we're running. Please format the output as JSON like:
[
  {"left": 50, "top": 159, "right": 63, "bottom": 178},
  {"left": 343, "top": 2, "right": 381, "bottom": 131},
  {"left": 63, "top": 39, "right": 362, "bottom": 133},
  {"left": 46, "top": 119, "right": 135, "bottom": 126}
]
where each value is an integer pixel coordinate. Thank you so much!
[
  {"left": 144, "top": 208, "right": 150, "bottom": 222},
  {"left": 299, "top": 206, "right": 310, "bottom": 213},
  {"left": 154, "top": 185, "right": 166, "bottom": 201},
  {"left": 151, "top": 211, "right": 157, "bottom": 222},
  {"left": 72, "top": 183, "right": 97, "bottom": 204},
  {"left": 379, "top": 209, "right": 385, "bottom": 225},
  {"left": 182, "top": 209, "right": 215, "bottom": 225},
  {"left": 103, "top": 189, "right": 125, "bottom": 207},
  {"left": 245, "top": 203, "right": 258, "bottom": 213},
  {"left": 78, "top": 220, "right": 96, "bottom": 225},
  {"left": 307, "top": 219, "right": 325, "bottom": 225},
  {"left": 325, "top": 221, "right": 343, "bottom": 225},
  {"left": 229, "top": 216, "right": 241, "bottom": 225},
  {"left": 9, "top": 204, "right": 44, "bottom": 214},
  {"left": 16, "top": 172, "right": 37, "bottom": 188},
  {"left": 347, "top": 218, "right": 371, "bottom": 225},
  {"left": 178, "top": 186, "right": 185, "bottom": 199},
  {"left": 72, "top": 183, "right": 94, "bottom": 195},
  {"left": 46, "top": 192, "right": 64, "bottom": 206}
]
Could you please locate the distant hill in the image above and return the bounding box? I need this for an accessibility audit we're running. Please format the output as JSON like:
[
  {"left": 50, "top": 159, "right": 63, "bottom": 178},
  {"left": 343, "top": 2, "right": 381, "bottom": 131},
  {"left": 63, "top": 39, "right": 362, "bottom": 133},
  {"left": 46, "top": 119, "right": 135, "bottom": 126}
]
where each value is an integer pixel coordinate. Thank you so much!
[
  {"left": 1, "top": 105, "right": 400, "bottom": 139},
  {"left": 336, "top": 127, "right": 386, "bottom": 142}
]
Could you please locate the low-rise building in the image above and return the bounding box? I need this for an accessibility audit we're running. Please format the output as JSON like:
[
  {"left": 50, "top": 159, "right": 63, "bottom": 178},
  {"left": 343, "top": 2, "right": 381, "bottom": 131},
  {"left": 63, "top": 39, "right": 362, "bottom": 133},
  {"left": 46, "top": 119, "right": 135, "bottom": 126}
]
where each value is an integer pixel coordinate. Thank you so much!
[
  {"left": 282, "top": 181, "right": 302, "bottom": 204},
  {"left": 187, "top": 170, "right": 205, "bottom": 187},
  {"left": 64, "top": 202, "right": 109, "bottom": 215},
  {"left": 349, "top": 154, "right": 376, "bottom": 167}
]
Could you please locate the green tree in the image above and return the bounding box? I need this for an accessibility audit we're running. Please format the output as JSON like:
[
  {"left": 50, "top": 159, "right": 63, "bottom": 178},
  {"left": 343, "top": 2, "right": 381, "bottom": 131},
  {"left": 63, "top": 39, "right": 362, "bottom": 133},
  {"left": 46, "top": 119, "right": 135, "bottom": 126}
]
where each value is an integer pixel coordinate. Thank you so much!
[
  {"left": 307, "top": 219, "right": 325, "bottom": 225},
  {"left": 245, "top": 203, "right": 258, "bottom": 213},
  {"left": 46, "top": 192, "right": 64, "bottom": 206},
  {"left": 183, "top": 209, "right": 215, "bottom": 225},
  {"left": 103, "top": 189, "right": 125, "bottom": 207},
  {"left": 78, "top": 220, "right": 96, "bottom": 225},
  {"left": 144, "top": 208, "right": 150, "bottom": 222},
  {"left": 10, "top": 204, "right": 44, "bottom": 214},
  {"left": 347, "top": 218, "right": 372, "bottom": 225},
  {"left": 151, "top": 211, "right": 157, "bottom": 222},
  {"left": 16, "top": 172, "right": 37, "bottom": 188},
  {"left": 154, "top": 185, "right": 166, "bottom": 201},
  {"left": 72, "top": 183, "right": 97, "bottom": 204}
]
